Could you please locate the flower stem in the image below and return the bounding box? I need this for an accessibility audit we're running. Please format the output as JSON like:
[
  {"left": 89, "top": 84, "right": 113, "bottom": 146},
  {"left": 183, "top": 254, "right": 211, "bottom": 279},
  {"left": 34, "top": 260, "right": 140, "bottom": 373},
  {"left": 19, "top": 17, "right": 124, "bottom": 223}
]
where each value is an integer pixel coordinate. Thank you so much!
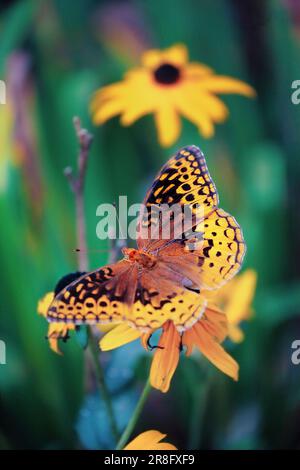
[
  {"left": 187, "top": 359, "right": 211, "bottom": 449},
  {"left": 87, "top": 326, "right": 119, "bottom": 443},
  {"left": 188, "top": 381, "right": 209, "bottom": 449},
  {"left": 116, "top": 378, "right": 152, "bottom": 450}
]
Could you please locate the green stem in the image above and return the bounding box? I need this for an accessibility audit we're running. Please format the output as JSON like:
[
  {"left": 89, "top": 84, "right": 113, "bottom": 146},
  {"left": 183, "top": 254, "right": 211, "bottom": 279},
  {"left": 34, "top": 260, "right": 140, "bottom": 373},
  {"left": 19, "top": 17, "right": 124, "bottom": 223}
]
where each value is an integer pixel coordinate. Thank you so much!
[
  {"left": 116, "top": 378, "right": 152, "bottom": 450},
  {"left": 188, "top": 381, "right": 209, "bottom": 449},
  {"left": 87, "top": 327, "right": 119, "bottom": 443}
]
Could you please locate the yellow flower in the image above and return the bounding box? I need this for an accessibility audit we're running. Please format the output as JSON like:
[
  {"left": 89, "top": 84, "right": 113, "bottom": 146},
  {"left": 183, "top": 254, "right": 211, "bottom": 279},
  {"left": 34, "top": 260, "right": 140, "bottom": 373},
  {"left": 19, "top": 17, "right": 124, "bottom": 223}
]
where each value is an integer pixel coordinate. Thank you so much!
[
  {"left": 205, "top": 269, "right": 257, "bottom": 343},
  {"left": 123, "top": 430, "right": 176, "bottom": 450},
  {"left": 38, "top": 270, "right": 256, "bottom": 386},
  {"left": 37, "top": 292, "right": 75, "bottom": 354},
  {"left": 100, "top": 304, "right": 238, "bottom": 394},
  {"left": 91, "top": 43, "right": 255, "bottom": 147}
]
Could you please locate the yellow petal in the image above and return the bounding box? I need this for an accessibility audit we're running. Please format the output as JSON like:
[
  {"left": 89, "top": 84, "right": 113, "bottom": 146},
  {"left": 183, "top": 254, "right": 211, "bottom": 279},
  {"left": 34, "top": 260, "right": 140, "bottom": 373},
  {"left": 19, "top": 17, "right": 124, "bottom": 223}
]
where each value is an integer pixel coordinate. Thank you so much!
[
  {"left": 201, "top": 307, "right": 228, "bottom": 343},
  {"left": 183, "top": 306, "right": 227, "bottom": 355},
  {"left": 150, "top": 321, "right": 180, "bottom": 393},
  {"left": 179, "top": 100, "right": 214, "bottom": 138},
  {"left": 48, "top": 337, "right": 62, "bottom": 355},
  {"left": 195, "top": 93, "right": 229, "bottom": 123},
  {"left": 154, "top": 104, "right": 181, "bottom": 147},
  {"left": 91, "top": 82, "right": 125, "bottom": 106},
  {"left": 142, "top": 43, "right": 188, "bottom": 69},
  {"left": 183, "top": 321, "right": 239, "bottom": 380},
  {"left": 97, "top": 324, "right": 117, "bottom": 334},
  {"left": 161, "top": 43, "right": 188, "bottom": 66},
  {"left": 228, "top": 324, "right": 244, "bottom": 343},
  {"left": 37, "top": 292, "right": 54, "bottom": 318},
  {"left": 124, "top": 430, "right": 177, "bottom": 450},
  {"left": 140, "top": 332, "right": 153, "bottom": 351},
  {"left": 47, "top": 322, "right": 75, "bottom": 355},
  {"left": 99, "top": 323, "right": 141, "bottom": 351},
  {"left": 120, "top": 100, "right": 153, "bottom": 126},
  {"left": 185, "top": 62, "right": 214, "bottom": 78},
  {"left": 225, "top": 269, "right": 257, "bottom": 325},
  {"left": 199, "top": 75, "right": 256, "bottom": 97},
  {"left": 92, "top": 98, "right": 125, "bottom": 125},
  {"left": 141, "top": 48, "right": 163, "bottom": 69}
]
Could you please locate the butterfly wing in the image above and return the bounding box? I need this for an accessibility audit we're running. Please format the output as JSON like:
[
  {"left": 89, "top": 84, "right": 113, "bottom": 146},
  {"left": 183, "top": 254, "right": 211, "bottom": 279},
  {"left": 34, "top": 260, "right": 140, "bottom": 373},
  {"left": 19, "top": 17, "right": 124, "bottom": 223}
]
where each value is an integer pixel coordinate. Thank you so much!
[
  {"left": 137, "top": 145, "right": 218, "bottom": 251},
  {"left": 137, "top": 145, "right": 245, "bottom": 290},
  {"left": 47, "top": 258, "right": 207, "bottom": 332},
  {"left": 47, "top": 260, "right": 138, "bottom": 325},
  {"left": 158, "top": 208, "right": 246, "bottom": 291},
  {"left": 131, "top": 272, "right": 208, "bottom": 332}
]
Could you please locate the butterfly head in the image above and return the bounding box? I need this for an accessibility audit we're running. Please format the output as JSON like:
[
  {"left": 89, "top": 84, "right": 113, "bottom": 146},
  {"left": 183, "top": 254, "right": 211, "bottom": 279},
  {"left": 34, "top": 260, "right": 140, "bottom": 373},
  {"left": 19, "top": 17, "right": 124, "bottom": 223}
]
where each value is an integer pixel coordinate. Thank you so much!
[{"left": 122, "top": 247, "right": 156, "bottom": 268}]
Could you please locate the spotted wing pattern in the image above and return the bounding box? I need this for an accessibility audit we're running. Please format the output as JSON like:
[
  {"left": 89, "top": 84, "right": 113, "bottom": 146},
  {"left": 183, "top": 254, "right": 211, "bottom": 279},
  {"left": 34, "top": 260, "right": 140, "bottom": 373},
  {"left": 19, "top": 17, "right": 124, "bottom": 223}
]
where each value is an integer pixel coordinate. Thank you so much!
[
  {"left": 158, "top": 208, "right": 246, "bottom": 291},
  {"left": 130, "top": 287, "right": 207, "bottom": 332},
  {"left": 47, "top": 261, "right": 135, "bottom": 324},
  {"left": 47, "top": 258, "right": 207, "bottom": 332},
  {"left": 137, "top": 145, "right": 245, "bottom": 289},
  {"left": 137, "top": 145, "right": 218, "bottom": 250},
  {"left": 197, "top": 208, "right": 245, "bottom": 289},
  {"left": 143, "top": 145, "right": 218, "bottom": 210}
]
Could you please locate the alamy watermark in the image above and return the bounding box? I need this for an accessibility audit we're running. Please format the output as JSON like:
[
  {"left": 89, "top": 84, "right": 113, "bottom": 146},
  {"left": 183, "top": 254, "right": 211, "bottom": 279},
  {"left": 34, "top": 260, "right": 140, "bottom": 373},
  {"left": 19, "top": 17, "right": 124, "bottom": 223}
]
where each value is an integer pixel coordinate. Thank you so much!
[
  {"left": 0, "top": 339, "right": 6, "bottom": 365},
  {"left": 0, "top": 80, "right": 6, "bottom": 104},
  {"left": 291, "top": 340, "right": 300, "bottom": 365},
  {"left": 95, "top": 196, "right": 205, "bottom": 249},
  {"left": 291, "top": 80, "right": 300, "bottom": 104}
]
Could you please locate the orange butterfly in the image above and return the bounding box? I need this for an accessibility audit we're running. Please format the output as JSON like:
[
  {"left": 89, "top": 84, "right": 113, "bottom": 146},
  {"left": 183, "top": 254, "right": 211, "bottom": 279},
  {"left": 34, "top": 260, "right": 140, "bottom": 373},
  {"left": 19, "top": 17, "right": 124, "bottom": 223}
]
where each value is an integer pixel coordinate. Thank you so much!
[{"left": 47, "top": 146, "right": 245, "bottom": 333}]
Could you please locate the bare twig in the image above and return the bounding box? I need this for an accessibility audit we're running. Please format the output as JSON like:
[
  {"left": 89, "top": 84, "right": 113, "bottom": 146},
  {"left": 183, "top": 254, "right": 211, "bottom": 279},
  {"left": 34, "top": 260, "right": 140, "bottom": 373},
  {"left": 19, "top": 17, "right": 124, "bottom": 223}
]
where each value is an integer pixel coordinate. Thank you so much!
[
  {"left": 65, "top": 117, "right": 119, "bottom": 443},
  {"left": 64, "top": 117, "right": 93, "bottom": 272}
]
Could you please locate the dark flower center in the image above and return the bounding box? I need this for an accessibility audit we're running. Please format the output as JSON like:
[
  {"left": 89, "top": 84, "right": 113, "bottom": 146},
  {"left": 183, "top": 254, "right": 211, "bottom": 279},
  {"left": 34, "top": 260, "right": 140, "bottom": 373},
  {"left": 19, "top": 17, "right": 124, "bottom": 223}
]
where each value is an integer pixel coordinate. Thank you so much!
[{"left": 154, "top": 63, "right": 181, "bottom": 85}]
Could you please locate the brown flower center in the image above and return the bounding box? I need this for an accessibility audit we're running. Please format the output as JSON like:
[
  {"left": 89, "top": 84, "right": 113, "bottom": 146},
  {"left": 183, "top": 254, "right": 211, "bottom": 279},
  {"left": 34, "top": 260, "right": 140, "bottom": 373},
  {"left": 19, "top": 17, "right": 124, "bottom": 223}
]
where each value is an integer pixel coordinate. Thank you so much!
[{"left": 154, "top": 63, "right": 181, "bottom": 85}]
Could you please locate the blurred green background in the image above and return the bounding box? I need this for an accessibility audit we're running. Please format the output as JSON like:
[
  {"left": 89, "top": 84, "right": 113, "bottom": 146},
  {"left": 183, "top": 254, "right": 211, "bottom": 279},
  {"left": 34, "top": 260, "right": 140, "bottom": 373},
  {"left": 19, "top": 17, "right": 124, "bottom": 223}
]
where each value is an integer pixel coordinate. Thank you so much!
[{"left": 1, "top": 0, "right": 300, "bottom": 450}]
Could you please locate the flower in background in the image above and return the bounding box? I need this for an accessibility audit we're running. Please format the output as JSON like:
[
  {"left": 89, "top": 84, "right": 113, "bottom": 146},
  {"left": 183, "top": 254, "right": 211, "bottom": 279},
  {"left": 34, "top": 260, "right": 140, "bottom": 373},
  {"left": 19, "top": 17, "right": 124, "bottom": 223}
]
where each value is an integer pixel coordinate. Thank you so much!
[
  {"left": 91, "top": 44, "right": 255, "bottom": 147},
  {"left": 123, "top": 430, "right": 177, "bottom": 450},
  {"left": 206, "top": 269, "right": 257, "bottom": 343},
  {"left": 100, "top": 304, "right": 239, "bottom": 393}
]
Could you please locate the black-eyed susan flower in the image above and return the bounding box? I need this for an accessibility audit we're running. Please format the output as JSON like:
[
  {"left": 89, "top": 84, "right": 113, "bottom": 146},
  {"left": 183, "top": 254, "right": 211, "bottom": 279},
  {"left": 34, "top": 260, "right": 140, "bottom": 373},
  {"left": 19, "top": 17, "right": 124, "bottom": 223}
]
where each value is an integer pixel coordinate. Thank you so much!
[
  {"left": 205, "top": 269, "right": 257, "bottom": 343},
  {"left": 100, "top": 304, "right": 238, "bottom": 393},
  {"left": 91, "top": 44, "right": 255, "bottom": 147},
  {"left": 123, "top": 430, "right": 176, "bottom": 450}
]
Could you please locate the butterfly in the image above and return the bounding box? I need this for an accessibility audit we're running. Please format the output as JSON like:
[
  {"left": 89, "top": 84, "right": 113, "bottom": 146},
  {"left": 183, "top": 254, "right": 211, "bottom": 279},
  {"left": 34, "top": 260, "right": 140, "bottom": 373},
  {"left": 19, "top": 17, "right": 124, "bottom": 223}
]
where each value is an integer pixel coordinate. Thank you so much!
[{"left": 47, "top": 146, "right": 245, "bottom": 333}]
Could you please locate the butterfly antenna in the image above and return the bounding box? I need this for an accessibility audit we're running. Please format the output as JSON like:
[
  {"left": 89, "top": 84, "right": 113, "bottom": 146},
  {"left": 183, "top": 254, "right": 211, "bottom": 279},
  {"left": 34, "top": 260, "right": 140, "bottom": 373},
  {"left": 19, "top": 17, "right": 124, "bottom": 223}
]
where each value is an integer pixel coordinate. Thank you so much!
[{"left": 73, "top": 248, "right": 111, "bottom": 253}]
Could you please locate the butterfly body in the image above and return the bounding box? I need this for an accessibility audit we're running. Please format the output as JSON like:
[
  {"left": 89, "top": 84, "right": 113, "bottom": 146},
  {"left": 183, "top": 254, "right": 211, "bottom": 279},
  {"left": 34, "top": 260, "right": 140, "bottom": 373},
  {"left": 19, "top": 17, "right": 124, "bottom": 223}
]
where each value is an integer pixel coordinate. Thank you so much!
[
  {"left": 48, "top": 146, "right": 245, "bottom": 333},
  {"left": 122, "top": 247, "right": 157, "bottom": 268}
]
